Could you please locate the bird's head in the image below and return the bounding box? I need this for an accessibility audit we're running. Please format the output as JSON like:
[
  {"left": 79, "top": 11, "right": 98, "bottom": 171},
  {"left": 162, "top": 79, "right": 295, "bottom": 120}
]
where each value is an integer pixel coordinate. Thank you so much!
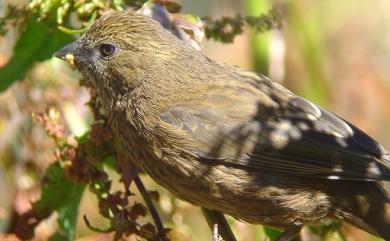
[{"left": 54, "top": 10, "right": 188, "bottom": 94}]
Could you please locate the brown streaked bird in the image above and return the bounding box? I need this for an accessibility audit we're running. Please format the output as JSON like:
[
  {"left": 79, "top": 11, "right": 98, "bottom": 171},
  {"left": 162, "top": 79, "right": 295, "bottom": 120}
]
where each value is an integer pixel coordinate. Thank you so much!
[{"left": 55, "top": 10, "right": 390, "bottom": 241}]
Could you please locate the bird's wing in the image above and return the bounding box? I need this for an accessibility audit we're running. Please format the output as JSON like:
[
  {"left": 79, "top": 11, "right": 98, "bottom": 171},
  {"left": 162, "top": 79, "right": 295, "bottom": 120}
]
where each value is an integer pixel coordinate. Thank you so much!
[{"left": 159, "top": 77, "right": 390, "bottom": 181}]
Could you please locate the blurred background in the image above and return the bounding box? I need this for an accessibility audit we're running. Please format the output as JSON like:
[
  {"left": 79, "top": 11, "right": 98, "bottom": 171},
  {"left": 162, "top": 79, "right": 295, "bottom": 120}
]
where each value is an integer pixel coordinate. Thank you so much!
[{"left": 1, "top": 0, "right": 390, "bottom": 240}]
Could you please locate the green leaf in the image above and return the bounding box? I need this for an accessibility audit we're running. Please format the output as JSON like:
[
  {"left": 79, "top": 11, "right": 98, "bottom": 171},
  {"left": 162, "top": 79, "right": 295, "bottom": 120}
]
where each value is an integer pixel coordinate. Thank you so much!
[
  {"left": 36, "top": 162, "right": 86, "bottom": 241},
  {"left": 49, "top": 233, "right": 69, "bottom": 241},
  {"left": 0, "top": 17, "right": 73, "bottom": 92},
  {"left": 263, "top": 226, "right": 283, "bottom": 241},
  {"left": 56, "top": 184, "right": 85, "bottom": 240}
]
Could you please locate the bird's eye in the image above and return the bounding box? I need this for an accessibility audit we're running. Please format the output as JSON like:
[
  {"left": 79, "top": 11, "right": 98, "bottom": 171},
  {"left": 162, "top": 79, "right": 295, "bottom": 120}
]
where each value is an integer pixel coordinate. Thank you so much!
[{"left": 99, "top": 43, "right": 116, "bottom": 57}]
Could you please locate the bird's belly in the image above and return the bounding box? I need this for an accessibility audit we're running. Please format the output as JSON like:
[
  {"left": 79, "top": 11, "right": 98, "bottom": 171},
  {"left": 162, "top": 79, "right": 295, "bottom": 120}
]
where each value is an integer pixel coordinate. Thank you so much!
[
  {"left": 112, "top": 116, "right": 332, "bottom": 228},
  {"left": 135, "top": 151, "right": 333, "bottom": 228}
]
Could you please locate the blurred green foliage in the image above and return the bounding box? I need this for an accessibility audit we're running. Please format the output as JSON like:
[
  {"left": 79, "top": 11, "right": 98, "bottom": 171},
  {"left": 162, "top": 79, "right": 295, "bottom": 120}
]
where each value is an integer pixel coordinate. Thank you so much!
[
  {"left": 0, "top": 19, "right": 72, "bottom": 91},
  {"left": 38, "top": 163, "right": 85, "bottom": 241}
]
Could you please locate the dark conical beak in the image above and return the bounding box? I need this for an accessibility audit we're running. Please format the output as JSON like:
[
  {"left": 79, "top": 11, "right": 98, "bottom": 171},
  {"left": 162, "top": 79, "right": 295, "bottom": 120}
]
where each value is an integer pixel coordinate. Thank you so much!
[{"left": 54, "top": 41, "right": 80, "bottom": 60}]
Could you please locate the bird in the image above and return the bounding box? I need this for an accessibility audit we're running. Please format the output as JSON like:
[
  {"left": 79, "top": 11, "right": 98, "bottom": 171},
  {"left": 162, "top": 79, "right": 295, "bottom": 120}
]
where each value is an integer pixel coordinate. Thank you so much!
[{"left": 55, "top": 10, "right": 390, "bottom": 241}]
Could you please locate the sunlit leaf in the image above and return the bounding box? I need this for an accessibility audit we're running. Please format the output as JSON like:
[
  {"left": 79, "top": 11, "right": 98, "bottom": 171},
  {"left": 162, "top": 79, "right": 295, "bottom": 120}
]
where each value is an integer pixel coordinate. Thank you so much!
[
  {"left": 263, "top": 226, "right": 283, "bottom": 241},
  {"left": 0, "top": 18, "right": 73, "bottom": 92}
]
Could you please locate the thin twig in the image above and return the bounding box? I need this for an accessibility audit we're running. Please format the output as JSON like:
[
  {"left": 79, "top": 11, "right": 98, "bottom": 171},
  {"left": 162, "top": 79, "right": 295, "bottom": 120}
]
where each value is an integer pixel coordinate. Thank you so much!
[
  {"left": 134, "top": 175, "right": 168, "bottom": 241},
  {"left": 83, "top": 214, "right": 114, "bottom": 233}
]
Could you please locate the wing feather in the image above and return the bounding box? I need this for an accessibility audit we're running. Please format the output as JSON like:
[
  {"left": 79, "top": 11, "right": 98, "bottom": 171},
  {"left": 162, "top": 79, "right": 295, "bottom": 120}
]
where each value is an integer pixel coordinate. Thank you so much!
[{"left": 160, "top": 77, "right": 390, "bottom": 181}]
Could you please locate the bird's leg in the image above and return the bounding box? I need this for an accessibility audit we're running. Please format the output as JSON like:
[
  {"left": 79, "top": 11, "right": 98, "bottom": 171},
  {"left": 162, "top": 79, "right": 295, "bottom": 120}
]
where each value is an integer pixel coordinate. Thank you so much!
[
  {"left": 274, "top": 228, "right": 300, "bottom": 241},
  {"left": 202, "top": 208, "right": 237, "bottom": 241},
  {"left": 134, "top": 175, "right": 168, "bottom": 241}
]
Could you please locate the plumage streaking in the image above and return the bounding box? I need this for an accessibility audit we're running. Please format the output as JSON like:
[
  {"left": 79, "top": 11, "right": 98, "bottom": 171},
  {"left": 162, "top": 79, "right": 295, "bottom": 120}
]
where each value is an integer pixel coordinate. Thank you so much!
[{"left": 55, "top": 10, "right": 390, "bottom": 240}]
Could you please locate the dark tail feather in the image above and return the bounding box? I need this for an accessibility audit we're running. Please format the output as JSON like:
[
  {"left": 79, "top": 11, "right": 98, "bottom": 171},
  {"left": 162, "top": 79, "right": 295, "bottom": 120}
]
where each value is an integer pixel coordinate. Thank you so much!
[{"left": 343, "top": 182, "right": 390, "bottom": 240}]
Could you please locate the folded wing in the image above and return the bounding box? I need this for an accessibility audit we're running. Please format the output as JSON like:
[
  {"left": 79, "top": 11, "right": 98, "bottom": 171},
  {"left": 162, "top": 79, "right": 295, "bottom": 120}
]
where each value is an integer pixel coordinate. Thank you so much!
[{"left": 160, "top": 77, "right": 390, "bottom": 181}]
